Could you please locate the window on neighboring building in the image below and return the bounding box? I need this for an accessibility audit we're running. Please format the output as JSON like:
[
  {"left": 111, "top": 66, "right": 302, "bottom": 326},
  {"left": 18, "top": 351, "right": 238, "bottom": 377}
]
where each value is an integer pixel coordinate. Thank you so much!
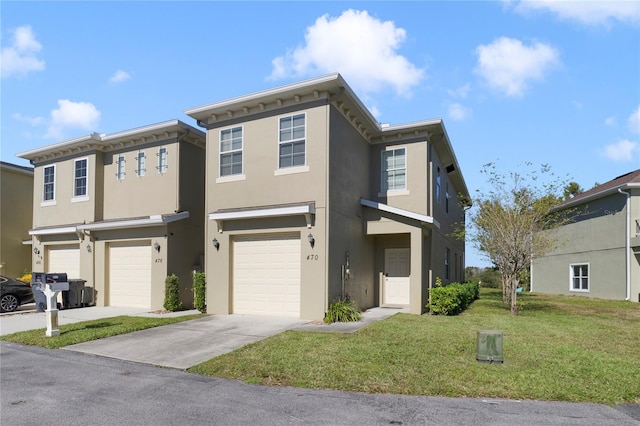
[
  {"left": 74, "top": 158, "right": 88, "bottom": 197},
  {"left": 381, "top": 148, "right": 406, "bottom": 192},
  {"left": 43, "top": 165, "right": 55, "bottom": 201},
  {"left": 135, "top": 151, "right": 146, "bottom": 177},
  {"left": 436, "top": 167, "right": 441, "bottom": 203},
  {"left": 445, "top": 247, "right": 450, "bottom": 280},
  {"left": 570, "top": 263, "right": 589, "bottom": 291},
  {"left": 279, "top": 114, "right": 305, "bottom": 169},
  {"left": 220, "top": 127, "right": 243, "bottom": 176},
  {"left": 116, "top": 155, "right": 126, "bottom": 180},
  {"left": 157, "top": 147, "right": 168, "bottom": 174},
  {"left": 445, "top": 182, "right": 450, "bottom": 213}
]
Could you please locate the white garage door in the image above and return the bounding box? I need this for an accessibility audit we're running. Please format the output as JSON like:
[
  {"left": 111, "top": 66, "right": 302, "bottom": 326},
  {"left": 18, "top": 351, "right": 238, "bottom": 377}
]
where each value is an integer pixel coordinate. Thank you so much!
[
  {"left": 233, "top": 234, "right": 301, "bottom": 317},
  {"left": 47, "top": 245, "right": 80, "bottom": 278},
  {"left": 108, "top": 241, "right": 152, "bottom": 308}
]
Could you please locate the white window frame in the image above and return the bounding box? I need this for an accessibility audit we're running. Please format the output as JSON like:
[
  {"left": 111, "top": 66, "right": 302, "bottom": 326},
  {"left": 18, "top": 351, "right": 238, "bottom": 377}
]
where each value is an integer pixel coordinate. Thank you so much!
[
  {"left": 42, "top": 165, "right": 56, "bottom": 206},
  {"left": 71, "top": 157, "right": 89, "bottom": 202},
  {"left": 569, "top": 263, "right": 589, "bottom": 292},
  {"left": 380, "top": 146, "right": 408, "bottom": 196},
  {"left": 116, "top": 154, "right": 126, "bottom": 181},
  {"left": 218, "top": 126, "right": 244, "bottom": 180},
  {"left": 135, "top": 151, "right": 146, "bottom": 177},
  {"left": 276, "top": 113, "right": 307, "bottom": 173},
  {"left": 157, "top": 146, "right": 168, "bottom": 174}
]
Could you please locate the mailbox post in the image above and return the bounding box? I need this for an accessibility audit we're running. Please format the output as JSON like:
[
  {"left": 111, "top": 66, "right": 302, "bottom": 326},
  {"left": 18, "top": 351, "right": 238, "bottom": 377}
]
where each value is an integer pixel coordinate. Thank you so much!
[{"left": 31, "top": 273, "right": 69, "bottom": 337}]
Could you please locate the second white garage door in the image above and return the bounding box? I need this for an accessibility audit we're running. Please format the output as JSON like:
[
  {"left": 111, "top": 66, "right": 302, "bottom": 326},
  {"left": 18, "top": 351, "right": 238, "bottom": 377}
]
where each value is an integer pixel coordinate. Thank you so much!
[
  {"left": 47, "top": 244, "right": 80, "bottom": 278},
  {"left": 233, "top": 234, "right": 301, "bottom": 317},
  {"left": 108, "top": 241, "right": 152, "bottom": 309}
]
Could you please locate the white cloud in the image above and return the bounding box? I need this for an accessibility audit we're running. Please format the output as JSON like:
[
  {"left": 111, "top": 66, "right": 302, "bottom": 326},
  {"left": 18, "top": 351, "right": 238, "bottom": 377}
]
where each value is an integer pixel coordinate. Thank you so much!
[
  {"left": 448, "top": 103, "right": 472, "bottom": 121},
  {"left": 0, "top": 25, "right": 45, "bottom": 78},
  {"left": 628, "top": 105, "right": 640, "bottom": 134},
  {"left": 109, "top": 70, "right": 131, "bottom": 83},
  {"left": 603, "top": 139, "right": 638, "bottom": 162},
  {"left": 510, "top": 0, "right": 640, "bottom": 27},
  {"left": 269, "top": 9, "right": 424, "bottom": 96},
  {"left": 12, "top": 112, "right": 44, "bottom": 126},
  {"left": 604, "top": 115, "right": 616, "bottom": 127},
  {"left": 46, "top": 100, "right": 101, "bottom": 139},
  {"left": 448, "top": 84, "right": 471, "bottom": 99},
  {"left": 474, "top": 37, "right": 560, "bottom": 97}
]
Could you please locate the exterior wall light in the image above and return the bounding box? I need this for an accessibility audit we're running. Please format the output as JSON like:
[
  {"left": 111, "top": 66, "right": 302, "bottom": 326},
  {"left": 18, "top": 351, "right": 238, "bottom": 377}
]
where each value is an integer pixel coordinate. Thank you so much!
[
  {"left": 212, "top": 238, "right": 220, "bottom": 251},
  {"left": 86, "top": 244, "right": 92, "bottom": 253},
  {"left": 308, "top": 233, "right": 315, "bottom": 248},
  {"left": 33, "top": 247, "right": 40, "bottom": 255},
  {"left": 153, "top": 241, "right": 161, "bottom": 252}
]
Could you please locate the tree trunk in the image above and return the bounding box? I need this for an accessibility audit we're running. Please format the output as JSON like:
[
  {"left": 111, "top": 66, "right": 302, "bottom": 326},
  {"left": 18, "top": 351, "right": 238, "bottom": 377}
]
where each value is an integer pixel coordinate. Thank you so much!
[
  {"left": 510, "top": 276, "right": 519, "bottom": 315},
  {"left": 502, "top": 274, "right": 509, "bottom": 304}
]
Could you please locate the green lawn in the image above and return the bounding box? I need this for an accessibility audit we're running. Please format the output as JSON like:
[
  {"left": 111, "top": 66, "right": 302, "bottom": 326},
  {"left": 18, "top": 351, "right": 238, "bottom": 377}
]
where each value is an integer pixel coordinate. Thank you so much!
[
  {"left": 189, "top": 289, "right": 640, "bottom": 405},
  {"left": 0, "top": 314, "right": 203, "bottom": 349}
]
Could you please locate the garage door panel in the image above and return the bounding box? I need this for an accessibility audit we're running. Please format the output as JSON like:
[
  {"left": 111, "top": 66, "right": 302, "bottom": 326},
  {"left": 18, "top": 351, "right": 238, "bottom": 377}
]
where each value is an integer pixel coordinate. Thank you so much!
[
  {"left": 109, "top": 242, "right": 151, "bottom": 309},
  {"left": 47, "top": 245, "right": 80, "bottom": 278},
  {"left": 233, "top": 235, "right": 301, "bottom": 317}
]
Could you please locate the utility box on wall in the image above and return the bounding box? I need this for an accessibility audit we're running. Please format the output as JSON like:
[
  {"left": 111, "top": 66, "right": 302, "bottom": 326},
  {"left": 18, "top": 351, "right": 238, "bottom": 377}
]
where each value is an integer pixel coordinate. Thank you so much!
[{"left": 476, "top": 330, "right": 503, "bottom": 363}]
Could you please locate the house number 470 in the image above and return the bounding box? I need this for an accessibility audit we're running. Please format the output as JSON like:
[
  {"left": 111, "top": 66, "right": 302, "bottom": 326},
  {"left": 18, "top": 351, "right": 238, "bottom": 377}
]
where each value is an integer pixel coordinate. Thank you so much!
[{"left": 307, "top": 255, "right": 318, "bottom": 261}]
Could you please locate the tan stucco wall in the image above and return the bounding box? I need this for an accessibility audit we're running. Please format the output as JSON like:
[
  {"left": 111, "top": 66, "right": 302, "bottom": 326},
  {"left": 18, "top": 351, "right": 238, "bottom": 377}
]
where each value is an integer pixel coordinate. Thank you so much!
[{"left": 0, "top": 166, "right": 33, "bottom": 278}]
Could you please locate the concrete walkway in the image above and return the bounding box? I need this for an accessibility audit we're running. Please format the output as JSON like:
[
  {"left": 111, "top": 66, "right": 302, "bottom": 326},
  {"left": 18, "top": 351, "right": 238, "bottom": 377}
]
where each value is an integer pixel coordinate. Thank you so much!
[{"left": 1, "top": 305, "right": 406, "bottom": 369}]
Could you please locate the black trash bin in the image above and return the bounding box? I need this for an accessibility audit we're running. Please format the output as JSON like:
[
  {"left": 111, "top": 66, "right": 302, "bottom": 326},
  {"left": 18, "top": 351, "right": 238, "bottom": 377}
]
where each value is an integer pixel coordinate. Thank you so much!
[{"left": 64, "top": 280, "right": 86, "bottom": 309}]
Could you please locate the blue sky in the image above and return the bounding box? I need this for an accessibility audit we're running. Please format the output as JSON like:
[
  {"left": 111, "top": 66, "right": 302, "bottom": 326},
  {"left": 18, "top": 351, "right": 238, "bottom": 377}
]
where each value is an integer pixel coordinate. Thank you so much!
[{"left": 2, "top": 1, "right": 639, "bottom": 267}]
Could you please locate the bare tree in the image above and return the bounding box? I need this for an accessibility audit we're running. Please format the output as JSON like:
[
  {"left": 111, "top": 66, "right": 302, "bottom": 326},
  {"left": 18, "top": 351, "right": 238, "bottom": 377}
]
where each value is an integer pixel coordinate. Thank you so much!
[{"left": 466, "top": 162, "right": 568, "bottom": 314}]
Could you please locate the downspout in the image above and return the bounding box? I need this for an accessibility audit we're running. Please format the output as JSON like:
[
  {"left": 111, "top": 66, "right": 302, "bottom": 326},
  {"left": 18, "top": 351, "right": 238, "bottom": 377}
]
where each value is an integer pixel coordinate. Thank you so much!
[{"left": 618, "top": 188, "right": 631, "bottom": 301}]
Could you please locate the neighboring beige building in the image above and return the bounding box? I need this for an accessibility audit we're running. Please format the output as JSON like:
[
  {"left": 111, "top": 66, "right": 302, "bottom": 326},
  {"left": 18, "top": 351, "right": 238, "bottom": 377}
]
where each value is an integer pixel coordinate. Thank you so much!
[
  {"left": 186, "top": 74, "right": 470, "bottom": 320},
  {"left": 532, "top": 169, "right": 640, "bottom": 302},
  {"left": 17, "top": 121, "right": 206, "bottom": 309},
  {"left": 0, "top": 161, "right": 34, "bottom": 278}
]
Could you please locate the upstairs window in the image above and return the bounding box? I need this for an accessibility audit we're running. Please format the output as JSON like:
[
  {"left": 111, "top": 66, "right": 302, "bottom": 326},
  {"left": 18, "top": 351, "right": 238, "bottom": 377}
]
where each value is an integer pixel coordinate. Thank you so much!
[
  {"left": 436, "top": 167, "right": 441, "bottom": 203},
  {"left": 381, "top": 148, "right": 406, "bottom": 192},
  {"left": 135, "top": 151, "right": 146, "bottom": 177},
  {"left": 157, "top": 147, "right": 168, "bottom": 174},
  {"left": 74, "top": 158, "right": 88, "bottom": 197},
  {"left": 116, "top": 155, "right": 126, "bottom": 180},
  {"left": 279, "top": 114, "right": 305, "bottom": 169},
  {"left": 43, "top": 165, "right": 55, "bottom": 202},
  {"left": 570, "top": 264, "right": 589, "bottom": 292},
  {"left": 220, "top": 127, "right": 243, "bottom": 177}
]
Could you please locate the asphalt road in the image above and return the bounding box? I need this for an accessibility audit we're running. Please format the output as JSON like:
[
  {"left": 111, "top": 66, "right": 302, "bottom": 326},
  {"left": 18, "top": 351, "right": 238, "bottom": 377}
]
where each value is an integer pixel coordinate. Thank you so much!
[{"left": 2, "top": 341, "right": 638, "bottom": 426}]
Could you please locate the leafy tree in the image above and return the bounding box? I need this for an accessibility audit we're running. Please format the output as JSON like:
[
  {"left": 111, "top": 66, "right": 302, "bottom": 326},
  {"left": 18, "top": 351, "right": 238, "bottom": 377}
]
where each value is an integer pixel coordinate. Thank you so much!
[
  {"left": 466, "top": 162, "right": 568, "bottom": 314},
  {"left": 563, "top": 181, "right": 583, "bottom": 200}
]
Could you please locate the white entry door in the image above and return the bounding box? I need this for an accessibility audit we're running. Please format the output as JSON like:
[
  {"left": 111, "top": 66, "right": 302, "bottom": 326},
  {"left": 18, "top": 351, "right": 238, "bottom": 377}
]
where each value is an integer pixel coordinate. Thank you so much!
[{"left": 383, "top": 248, "right": 410, "bottom": 305}]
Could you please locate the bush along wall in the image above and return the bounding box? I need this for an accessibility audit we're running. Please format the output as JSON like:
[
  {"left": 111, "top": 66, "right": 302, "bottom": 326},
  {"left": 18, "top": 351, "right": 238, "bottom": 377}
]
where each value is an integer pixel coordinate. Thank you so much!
[
  {"left": 428, "top": 281, "right": 480, "bottom": 315},
  {"left": 192, "top": 272, "right": 206, "bottom": 313},
  {"left": 164, "top": 273, "right": 183, "bottom": 312}
]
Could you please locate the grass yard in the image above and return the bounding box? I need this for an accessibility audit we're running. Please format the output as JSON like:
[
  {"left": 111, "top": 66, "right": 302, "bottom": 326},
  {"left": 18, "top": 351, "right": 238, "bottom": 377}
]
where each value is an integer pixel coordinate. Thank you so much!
[
  {"left": 189, "top": 289, "right": 640, "bottom": 405},
  {"left": 0, "top": 314, "right": 203, "bottom": 349}
]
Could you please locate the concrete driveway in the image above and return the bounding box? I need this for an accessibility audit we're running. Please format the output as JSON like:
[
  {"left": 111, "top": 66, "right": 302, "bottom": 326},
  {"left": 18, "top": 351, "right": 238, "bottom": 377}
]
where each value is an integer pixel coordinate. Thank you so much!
[{"left": 62, "top": 314, "right": 309, "bottom": 369}]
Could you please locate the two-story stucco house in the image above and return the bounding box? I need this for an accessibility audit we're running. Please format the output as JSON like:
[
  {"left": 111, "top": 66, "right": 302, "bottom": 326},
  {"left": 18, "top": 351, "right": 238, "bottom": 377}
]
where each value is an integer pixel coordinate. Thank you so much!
[
  {"left": 531, "top": 169, "right": 640, "bottom": 302},
  {"left": 17, "top": 120, "right": 206, "bottom": 309},
  {"left": 0, "top": 161, "right": 34, "bottom": 279},
  {"left": 186, "top": 74, "right": 470, "bottom": 320}
]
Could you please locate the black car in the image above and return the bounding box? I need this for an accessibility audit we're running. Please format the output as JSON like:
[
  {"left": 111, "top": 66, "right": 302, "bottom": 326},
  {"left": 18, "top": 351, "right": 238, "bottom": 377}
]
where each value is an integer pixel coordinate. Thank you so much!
[{"left": 0, "top": 275, "right": 35, "bottom": 312}]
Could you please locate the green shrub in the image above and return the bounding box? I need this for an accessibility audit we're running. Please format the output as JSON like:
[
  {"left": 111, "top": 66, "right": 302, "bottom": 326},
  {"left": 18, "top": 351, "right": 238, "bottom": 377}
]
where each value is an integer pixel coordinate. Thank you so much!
[
  {"left": 163, "top": 274, "right": 183, "bottom": 311},
  {"left": 428, "top": 282, "right": 479, "bottom": 316},
  {"left": 192, "top": 272, "right": 206, "bottom": 313},
  {"left": 324, "top": 298, "right": 361, "bottom": 323}
]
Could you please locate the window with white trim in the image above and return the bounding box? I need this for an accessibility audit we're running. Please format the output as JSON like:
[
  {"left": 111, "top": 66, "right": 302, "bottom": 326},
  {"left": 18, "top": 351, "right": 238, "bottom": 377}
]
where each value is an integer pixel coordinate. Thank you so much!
[
  {"left": 381, "top": 148, "right": 406, "bottom": 192},
  {"left": 436, "top": 167, "right": 441, "bottom": 203},
  {"left": 278, "top": 114, "right": 305, "bottom": 169},
  {"left": 220, "top": 127, "right": 243, "bottom": 176},
  {"left": 570, "top": 263, "right": 589, "bottom": 292},
  {"left": 116, "top": 155, "right": 126, "bottom": 180},
  {"left": 157, "top": 147, "right": 168, "bottom": 174},
  {"left": 73, "top": 158, "right": 88, "bottom": 197},
  {"left": 43, "top": 165, "right": 55, "bottom": 201},
  {"left": 135, "top": 151, "right": 146, "bottom": 177}
]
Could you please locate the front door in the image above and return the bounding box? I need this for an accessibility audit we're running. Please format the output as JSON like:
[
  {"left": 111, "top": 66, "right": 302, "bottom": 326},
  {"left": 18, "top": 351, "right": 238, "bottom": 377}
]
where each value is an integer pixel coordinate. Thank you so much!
[{"left": 383, "top": 248, "right": 410, "bottom": 305}]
